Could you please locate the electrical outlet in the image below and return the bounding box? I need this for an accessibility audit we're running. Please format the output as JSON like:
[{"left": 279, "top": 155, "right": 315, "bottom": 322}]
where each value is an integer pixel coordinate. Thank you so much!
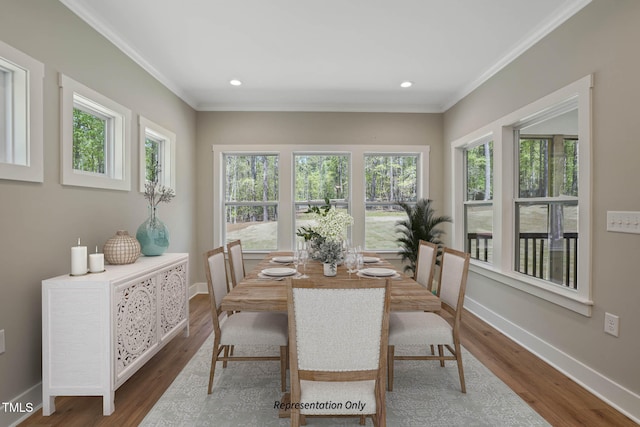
[
  {"left": 604, "top": 313, "right": 619, "bottom": 337},
  {"left": 0, "top": 329, "right": 5, "bottom": 354}
]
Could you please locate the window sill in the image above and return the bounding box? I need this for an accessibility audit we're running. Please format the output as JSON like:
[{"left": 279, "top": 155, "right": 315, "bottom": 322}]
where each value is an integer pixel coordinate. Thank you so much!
[{"left": 469, "top": 260, "right": 593, "bottom": 317}]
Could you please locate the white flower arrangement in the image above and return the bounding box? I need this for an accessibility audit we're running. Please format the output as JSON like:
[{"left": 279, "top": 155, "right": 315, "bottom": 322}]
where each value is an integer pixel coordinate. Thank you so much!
[{"left": 314, "top": 207, "right": 354, "bottom": 243}]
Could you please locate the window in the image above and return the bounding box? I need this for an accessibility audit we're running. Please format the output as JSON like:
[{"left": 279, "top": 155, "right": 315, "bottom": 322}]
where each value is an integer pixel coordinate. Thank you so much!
[
  {"left": 213, "top": 145, "right": 430, "bottom": 255},
  {"left": 223, "top": 153, "right": 279, "bottom": 251},
  {"left": 515, "top": 108, "right": 578, "bottom": 288},
  {"left": 451, "top": 75, "right": 592, "bottom": 316},
  {"left": 464, "top": 137, "right": 494, "bottom": 263},
  {"left": 364, "top": 154, "right": 419, "bottom": 250},
  {"left": 60, "top": 73, "right": 131, "bottom": 191},
  {"left": 0, "top": 40, "right": 44, "bottom": 182},
  {"left": 294, "top": 153, "right": 350, "bottom": 242},
  {"left": 138, "top": 116, "right": 176, "bottom": 192}
]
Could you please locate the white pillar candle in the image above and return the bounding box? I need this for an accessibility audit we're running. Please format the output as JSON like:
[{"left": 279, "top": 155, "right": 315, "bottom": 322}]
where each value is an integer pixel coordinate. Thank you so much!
[
  {"left": 71, "top": 238, "right": 87, "bottom": 275},
  {"left": 89, "top": 246, "right": 104, "bottom": 273}
]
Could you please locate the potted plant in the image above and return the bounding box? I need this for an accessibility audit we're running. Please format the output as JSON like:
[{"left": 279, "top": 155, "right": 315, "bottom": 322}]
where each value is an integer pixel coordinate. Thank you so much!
[
  {"left": 316, "top": 238, "right": 343, "bottom": 276},
  {"left": 395, "top": 198, "right": 452, "bottom": 276}
]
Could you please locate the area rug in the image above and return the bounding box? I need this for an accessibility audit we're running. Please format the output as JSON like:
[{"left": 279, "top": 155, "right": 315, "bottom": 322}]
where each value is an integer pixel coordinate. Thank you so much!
[{"left": 140, "top": 333, "right": 550, "bottom": 426}]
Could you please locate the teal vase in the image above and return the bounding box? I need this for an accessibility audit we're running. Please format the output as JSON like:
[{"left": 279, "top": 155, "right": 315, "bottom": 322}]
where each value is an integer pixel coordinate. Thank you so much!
[{"left": 136, "top": 207, "right": 169, "bottom": 256}]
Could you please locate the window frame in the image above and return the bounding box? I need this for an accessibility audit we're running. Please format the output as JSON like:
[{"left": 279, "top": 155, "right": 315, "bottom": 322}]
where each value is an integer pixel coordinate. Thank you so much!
[
  {"left": 138, "top": 115, "right": 176, "bottom": 193},
  {"left": 59, "top": 73, "right": 131, "bottom": 191},
  {"left": 213, "top": 144, "right": 430, "bottom": 256},
  {"left": 0, "top": 40, "right": 44, "bottom": 183},
  {"left": 462, "top": 134, "right": 494, "bottom": 264},
  {"left": 451, "top": 75, "right": 593, "bottom": 316}
]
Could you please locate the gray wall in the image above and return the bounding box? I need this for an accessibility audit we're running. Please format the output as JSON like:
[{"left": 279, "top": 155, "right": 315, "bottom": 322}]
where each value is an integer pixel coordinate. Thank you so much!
[
  {"left": 0, "top": 0, "right": 197, "bottom": 415},
  {"left": 444, "top": 0, "right": 640, "bottom": 403},
  {"left": 195, "top": 111, "right": 444, "bottom": 282}
]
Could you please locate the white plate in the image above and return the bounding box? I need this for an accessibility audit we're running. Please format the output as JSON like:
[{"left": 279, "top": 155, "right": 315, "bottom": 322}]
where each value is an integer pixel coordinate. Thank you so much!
[
  {"left": 363, "top": 256, "right": 380, "bottom": 263},
  {"left": 359, "top": 267, "right": 396, "bottom": 277},
  {"left": 261, "top": 267, "right": 297, "bottom": 277},
  {"left": 272, "top": 256, "right": 293, "bottom": 263}
]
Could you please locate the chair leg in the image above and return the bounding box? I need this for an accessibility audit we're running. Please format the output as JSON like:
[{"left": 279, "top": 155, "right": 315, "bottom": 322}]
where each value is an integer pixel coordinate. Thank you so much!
[
  {"left": 430, "top": 344, "right": 435, "bottom": 355},
  {"left": 438, "top": 345, "right": 445, "bottom": 367},
  {"left": 360, "top": 415, "right": 366, "bottom": 425},
  {"left": 387, "top": 345, "right": 395, "bottom": 392},
  {"left": 454, "top": 341, "right": 466, "bottom": 393},
  {"left": 208, "top": 337, "right": 221, "bottom": 394},
  {"left": 222, "top": 345, "right": 230, "bottom": 368},
  {"left": 300, "top": 414, "right": 307, "bottom": 425},
  {"left": 229, "top": 344, "right": 235, "bottom": 357},
  {"left": 291, "top": 409, "right": 300, "bottom": 427},
  {"left": 280, "top": 346, "right": 287, "bottom": 392}
]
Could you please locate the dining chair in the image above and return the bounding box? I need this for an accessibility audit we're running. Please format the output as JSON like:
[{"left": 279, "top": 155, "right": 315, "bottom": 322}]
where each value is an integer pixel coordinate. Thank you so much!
[
  {"left": 387, "top": 247, "right": 470, "bottom": 393},
  {"left": 226, "top": 239, "right": 245, "bottom": 288},
  {"left": 415, "top": 240, "right": 438, "bottom": 292},
  {"left": 204, "top": 247, "right": 288, "bottom": 394},
  {"left": 287, "top": 278, "right": 391, "bottom": 427}
]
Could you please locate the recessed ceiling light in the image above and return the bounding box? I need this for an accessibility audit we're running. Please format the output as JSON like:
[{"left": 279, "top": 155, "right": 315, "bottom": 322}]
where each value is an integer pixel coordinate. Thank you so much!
[
  {"left": 400, "top": 81, "right": 413, "bottom": 88},
  {"left": 230, "top": 79, "right": 242, "bottom": 86}
]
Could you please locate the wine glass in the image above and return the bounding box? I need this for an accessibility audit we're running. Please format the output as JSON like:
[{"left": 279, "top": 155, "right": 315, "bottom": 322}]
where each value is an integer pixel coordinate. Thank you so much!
[
  {"left": 299, "top": 247, "right": 309, "bottom": 278},
  {"left": 292, "top": 250, "right": 301, "bottom": 277},
  {"left": 345, "top": 250, "right": 357, "bottom": 278}
]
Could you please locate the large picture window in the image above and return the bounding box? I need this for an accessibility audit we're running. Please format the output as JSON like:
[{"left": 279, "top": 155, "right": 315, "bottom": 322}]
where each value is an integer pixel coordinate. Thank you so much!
[
  {"left": 223, "top": 153, "right": 279, "bottom": 251},
  {"left": 364, "top": 154, "right": 419, "bottom": 250},
  {"left": 213, "top": 145, "right": 430, "bottom": 254},
  {"left": 294, "top": 153, "right": 350, "bottom": 243},
  {"left": 451, "top": 75, "right": 592, "bottom": 315}
]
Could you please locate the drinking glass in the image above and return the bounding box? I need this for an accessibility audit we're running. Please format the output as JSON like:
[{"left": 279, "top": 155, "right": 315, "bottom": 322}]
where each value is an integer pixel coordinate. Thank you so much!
[
  {"left": 299, "top": 248, "right": 309, "bottom": 278},
  {"left": 292, "top": 250, "right": 300, "bottom": 277},
  {"left": 345, "top": 251, "right": 357, "bottom": 278}
]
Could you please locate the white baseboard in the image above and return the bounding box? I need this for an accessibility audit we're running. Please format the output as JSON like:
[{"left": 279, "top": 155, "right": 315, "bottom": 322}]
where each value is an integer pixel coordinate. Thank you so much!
[
  {"left": 464, "top": 297, "right": 640, "bottom": 424},
  {"left": 189, "top": 281, "right": 208, "bottom": 298},
  {"left": 1, "top": 382, "right": 42, "bottom": 427}
]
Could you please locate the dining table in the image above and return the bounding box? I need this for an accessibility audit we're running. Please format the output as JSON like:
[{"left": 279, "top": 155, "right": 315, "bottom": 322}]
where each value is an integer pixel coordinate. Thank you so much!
[{"left": 220, "top": 251, "right": 441, "bottom": 313}]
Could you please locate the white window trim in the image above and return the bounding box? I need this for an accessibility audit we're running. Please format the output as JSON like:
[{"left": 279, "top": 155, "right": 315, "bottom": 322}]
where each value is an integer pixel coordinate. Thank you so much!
[
  {"left": 0, "top": 40, "right": 44, "bottom": 183},
  {"left": 138, "top": 115, "right": 176, "bottom": 193},
  {"left": 59, "top": 73, "right": 131, "bottom": 191},
  {"left": 451, "top": 75, "right": 593, "bottom": 316},
  {"left": 213, "top": 144, "right": 430, "bottom": 254}
]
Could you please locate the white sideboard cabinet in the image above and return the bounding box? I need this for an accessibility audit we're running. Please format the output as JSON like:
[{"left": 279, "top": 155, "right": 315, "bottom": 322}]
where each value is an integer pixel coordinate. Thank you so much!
[{"left": 42, "top": 253, "right": 189, "bottom": 416}]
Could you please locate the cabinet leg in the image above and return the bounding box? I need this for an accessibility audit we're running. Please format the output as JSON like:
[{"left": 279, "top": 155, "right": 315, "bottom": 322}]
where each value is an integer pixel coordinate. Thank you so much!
[
  {"left": 42, "top": 395, "right": 55, "bottom": 416},
  {"left": 102, "top": 392, "right": 115, "bottom": 416}
]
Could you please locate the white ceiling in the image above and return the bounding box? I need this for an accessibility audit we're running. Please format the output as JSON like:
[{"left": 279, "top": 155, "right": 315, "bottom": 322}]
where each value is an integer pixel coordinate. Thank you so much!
[{"left": 60, "top": 0, "right": 590, "bottom": 113}]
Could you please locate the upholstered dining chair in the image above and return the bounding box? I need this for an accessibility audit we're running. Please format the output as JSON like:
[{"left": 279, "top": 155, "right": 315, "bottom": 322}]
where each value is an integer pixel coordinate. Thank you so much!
[
  {"left": 287, "top": 278, "right": 391, "bottom": 427},
  {"left": 226, "top": 239, "right": 245, "bottom": 289},
  {"left": 387, "top": 247, "right": 470, "bottom": 393},
  {"left": 203, "top": 247, "right": 288, "bottom": 394},
  {"left": 415, "top": 240, "right": 438, "bottom": 292}
]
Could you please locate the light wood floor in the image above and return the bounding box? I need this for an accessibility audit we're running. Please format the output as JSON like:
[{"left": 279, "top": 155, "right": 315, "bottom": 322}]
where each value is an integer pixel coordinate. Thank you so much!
[{"left": 20, "top": 294, "right": 636, "bottom": 427}]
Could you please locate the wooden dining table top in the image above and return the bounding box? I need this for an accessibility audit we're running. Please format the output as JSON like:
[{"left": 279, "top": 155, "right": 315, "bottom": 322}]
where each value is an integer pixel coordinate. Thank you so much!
[{"left": 220, "top": 251, "right": 441, "bottom": 312}]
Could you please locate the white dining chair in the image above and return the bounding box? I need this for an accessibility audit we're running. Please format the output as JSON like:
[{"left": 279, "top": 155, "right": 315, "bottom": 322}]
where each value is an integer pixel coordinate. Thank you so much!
[
  {"left": 204, "top": 246, "right": 288, "bottom": 394},
  {"left": 226, "top": 239, "right": 245, "bottom": 288},
  {"left": 287, "top": 278, "right": 391, "bottom": 427},
  {"left": 387, "top": 247, "right": 470, "bottom": 393},
  {"left": 415, "top": 240, "right": 438, "bottom": 292}
]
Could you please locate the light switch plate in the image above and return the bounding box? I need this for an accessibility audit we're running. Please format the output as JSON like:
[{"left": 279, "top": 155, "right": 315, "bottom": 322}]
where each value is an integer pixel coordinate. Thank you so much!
[{"left": 606, "top": 211, "right": 640, "bottom": 234}]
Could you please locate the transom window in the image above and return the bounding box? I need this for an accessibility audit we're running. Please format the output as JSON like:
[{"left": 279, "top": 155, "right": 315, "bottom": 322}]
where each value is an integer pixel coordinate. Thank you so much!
[{"left": 59, "top": 73, "right": 131, "bottom": 191}]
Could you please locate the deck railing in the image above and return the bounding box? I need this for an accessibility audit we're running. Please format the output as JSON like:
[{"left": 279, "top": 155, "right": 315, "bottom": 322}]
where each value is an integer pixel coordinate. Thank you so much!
[{"left": 467, "top": 232, "right": 578, "bottom": 289}]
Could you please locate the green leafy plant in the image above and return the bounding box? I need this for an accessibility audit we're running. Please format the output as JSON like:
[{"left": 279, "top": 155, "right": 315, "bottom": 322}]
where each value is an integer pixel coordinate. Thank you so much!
[{"left": 395, "top": 198, "right": 452, "bottom": 276}]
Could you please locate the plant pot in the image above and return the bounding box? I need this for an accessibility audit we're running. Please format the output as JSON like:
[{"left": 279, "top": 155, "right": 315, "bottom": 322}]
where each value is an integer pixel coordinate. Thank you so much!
[{"left": 323, "top": 262, "right": 337, "bottom": 277}]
